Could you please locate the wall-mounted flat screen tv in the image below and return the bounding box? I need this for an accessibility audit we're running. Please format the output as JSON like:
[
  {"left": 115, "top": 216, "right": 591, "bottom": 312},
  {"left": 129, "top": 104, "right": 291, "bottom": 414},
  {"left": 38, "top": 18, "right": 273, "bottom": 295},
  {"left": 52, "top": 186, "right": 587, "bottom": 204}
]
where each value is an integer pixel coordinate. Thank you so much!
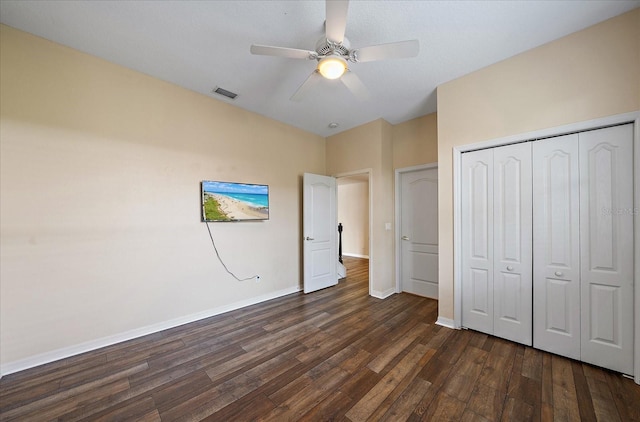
[{"left": 201, "top": 180, "right": 269, "bottom": 222}]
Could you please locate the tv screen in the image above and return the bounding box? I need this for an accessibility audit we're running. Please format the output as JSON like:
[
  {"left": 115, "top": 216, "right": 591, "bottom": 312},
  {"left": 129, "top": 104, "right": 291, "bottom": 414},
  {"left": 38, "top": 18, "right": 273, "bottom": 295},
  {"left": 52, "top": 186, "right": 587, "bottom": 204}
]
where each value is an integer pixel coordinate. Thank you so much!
[{"left": 201, "top": 180, "right": 269, "bottom": 222}]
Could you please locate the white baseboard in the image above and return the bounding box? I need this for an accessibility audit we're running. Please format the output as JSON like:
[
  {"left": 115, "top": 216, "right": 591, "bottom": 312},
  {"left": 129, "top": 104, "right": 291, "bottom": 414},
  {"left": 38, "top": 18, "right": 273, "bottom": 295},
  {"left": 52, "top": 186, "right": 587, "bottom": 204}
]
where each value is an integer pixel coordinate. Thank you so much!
[
  {"left": 0, "top": 286, "right": 302, "bottom": 377},
  {"left": 435, "top": 316, "right": 457, "bottom": 329},
  {"left": 343, "top": 253, "right": 369, "bottom": 259},
  {"left": 371, "top": 287, "right": 396, "bottom": 299}
]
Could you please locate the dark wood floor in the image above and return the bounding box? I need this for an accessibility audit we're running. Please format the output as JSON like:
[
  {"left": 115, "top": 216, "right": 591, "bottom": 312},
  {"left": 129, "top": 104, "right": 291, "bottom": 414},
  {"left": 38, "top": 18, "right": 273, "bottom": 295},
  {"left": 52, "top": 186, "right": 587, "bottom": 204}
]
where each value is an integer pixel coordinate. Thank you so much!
[{"left": 1, "top": 257, "right": 639, "bottom": 421}]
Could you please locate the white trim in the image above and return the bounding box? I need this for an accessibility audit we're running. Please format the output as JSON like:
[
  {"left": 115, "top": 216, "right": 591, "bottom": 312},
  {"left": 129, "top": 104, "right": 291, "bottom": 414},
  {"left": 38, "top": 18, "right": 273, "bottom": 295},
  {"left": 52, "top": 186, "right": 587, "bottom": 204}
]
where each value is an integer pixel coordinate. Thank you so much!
[
  {"left": 452, "top": 111, "right": 640, "bottom": 384},
  {"left": 343, "top": 253, "right": 370, "bottom": 259},
  {"left": 0, "top": 285, "right": 301, "bottom": 377},
  {"left": 634, "top": 115, "right": 640, "bottom": 385},
  {"left": 371, "top": 287, "right": 396, "bottom": 299},
  {"left": 335, "top": 168, "right": 373, "bottom": 296},
  {"left": 436, "top": 316, "right": 457, "bottom": 329},
  {"left": 394, "top": 163, "right": 438, "bottom": 294},
  {"left": 453, "top": 148, "right": 463, "bottom": 329}
]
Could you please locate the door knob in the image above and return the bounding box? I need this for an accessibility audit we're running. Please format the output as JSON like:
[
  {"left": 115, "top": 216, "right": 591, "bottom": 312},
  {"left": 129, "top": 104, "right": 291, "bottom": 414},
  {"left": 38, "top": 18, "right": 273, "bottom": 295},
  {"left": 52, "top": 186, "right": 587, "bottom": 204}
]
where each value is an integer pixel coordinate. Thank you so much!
[
  {"left": 305, "top": 237, "right": 315, "bottom": 241},
  {"left": 506, "top": 266, "right": 514, "bottom": 271},
  {"left": 401, "top": 236, "right": 410, "bottom": 240},
  {"left": 555, "top": 271, "right": 563, "bottom": 277}
]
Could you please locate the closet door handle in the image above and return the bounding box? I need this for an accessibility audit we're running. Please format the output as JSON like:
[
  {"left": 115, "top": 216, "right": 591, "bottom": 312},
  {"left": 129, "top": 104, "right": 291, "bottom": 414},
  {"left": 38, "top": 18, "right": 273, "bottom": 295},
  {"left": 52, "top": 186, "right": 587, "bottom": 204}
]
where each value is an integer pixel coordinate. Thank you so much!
[
  {"left": 401, "top": 236, "right": 410, "bottom": 241},
  {"left": 506, "top": 266, "right": 514, "bottom": 271},
  {"left": 555, "top": 271, "right": 563, "bottom": 277},
  {"left": 305, "top": 237, "right": 315, "bottom": 241}
]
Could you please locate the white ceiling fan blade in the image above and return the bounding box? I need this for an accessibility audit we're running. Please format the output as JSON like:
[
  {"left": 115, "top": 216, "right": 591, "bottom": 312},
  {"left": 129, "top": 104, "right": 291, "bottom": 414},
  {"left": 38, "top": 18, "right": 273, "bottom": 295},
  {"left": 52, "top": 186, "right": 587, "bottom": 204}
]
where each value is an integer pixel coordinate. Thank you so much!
[
  {"left": 250, "top": 44, "right": 315, "bottom": 60},
  {"left": 341, "top": 71, "right": 370, "bottom": 101},
  {"left": 290, "top": 71, "right": 323, "bottom": 102},
  {"left": 326, "top": 0, "right": 349, "bottom": 43},
  {"left": 353, "top": 40, "right": 419, "bottom": 63}
]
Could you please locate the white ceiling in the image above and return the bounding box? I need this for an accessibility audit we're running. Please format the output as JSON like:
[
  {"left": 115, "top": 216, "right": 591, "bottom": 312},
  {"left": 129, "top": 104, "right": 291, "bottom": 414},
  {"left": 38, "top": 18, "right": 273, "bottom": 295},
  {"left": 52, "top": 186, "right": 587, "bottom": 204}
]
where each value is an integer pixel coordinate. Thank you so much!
[{"left": 1, "top": 1, "right": 637, "bottom": 137}]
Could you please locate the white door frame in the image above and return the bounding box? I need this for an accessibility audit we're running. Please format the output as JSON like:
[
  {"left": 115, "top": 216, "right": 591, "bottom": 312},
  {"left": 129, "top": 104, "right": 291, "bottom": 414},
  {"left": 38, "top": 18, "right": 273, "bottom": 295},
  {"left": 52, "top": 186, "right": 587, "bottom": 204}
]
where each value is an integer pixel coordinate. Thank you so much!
[
  {"left": 335, "top": 169, "right": 373, "bottom": 296},
  {"left": 395, "top": 163, "right": 438, "bottom": 294},
  {"left": 452, "top": 111, "right": 640, "bottom": 384}
]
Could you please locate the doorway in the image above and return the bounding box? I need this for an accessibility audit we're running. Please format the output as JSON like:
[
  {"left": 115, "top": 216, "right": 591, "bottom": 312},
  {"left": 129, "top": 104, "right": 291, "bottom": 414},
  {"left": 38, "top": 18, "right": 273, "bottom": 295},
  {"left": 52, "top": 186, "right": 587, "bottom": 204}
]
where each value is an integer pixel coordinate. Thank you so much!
[{"left": 336, "top": 170, "right": 372, "bottom": 294}]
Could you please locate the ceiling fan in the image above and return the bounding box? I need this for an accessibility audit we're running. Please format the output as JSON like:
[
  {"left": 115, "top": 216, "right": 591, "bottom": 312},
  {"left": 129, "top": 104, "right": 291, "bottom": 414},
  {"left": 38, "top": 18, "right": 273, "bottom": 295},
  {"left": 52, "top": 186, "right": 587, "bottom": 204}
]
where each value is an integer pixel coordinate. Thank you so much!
[{"left": 250, "top": 0, "right": 419, "bottom": 101}]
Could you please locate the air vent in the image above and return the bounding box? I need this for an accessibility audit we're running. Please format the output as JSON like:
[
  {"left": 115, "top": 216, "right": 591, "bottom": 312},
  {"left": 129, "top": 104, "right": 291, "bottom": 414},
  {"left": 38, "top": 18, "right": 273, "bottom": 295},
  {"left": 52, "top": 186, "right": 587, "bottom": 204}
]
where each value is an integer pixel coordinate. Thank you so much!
[{"left": 212, "top": 86, "right": 238, "bottom": 100}]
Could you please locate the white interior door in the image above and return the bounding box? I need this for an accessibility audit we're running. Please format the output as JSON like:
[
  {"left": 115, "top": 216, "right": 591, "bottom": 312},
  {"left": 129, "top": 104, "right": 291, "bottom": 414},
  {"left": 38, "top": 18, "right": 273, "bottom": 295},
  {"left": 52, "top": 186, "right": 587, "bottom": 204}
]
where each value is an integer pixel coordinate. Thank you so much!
[
  {"left": 303, "top": 173, "right": 337, "bottom": 294},
  {"left": 493, "top": 143, "right": 532, "bottom": 345},
  {"left": 399, "top": 167, "right": 438, "bottom": 298},
  {"left": 533, "top": 134, "right": 581, "bottom": 360},
  {"left": 461, "top": 149, "right": 494, "bottom": 335},
  {"left": 579, "top": 124, "right": 634, "bottom": 375}
]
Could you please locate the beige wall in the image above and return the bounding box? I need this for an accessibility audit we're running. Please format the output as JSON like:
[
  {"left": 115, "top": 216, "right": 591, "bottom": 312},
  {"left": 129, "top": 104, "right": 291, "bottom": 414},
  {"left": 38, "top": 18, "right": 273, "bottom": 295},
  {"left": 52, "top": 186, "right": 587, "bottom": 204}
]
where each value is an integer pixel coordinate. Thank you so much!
[
  {"left": 337, "top": 179, "right": 369, "bottom": 257},
  {"left": 0, "top": 25, "right": 325, "bottom": 370},
  {"left": 437, "top": 9, "right": 640, "bottom": 320},
  {"left": 392, "top": 113, "right": 438, "bottom": 169},
  {"left": 326, "top": 119, "right": 395, "bottom": 297}
]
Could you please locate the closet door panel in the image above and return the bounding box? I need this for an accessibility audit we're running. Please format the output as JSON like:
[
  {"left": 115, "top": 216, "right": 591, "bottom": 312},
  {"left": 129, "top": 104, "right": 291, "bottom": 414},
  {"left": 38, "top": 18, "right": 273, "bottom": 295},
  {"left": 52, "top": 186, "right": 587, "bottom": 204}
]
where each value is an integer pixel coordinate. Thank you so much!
[
  {"left": 533, "top": 134, "right": 581, "bottom": 360},
  {"left": 462, "top": 149, "right": 494, "bottom": 334},
  {"left": 579, "top": 124, "right": 634, "bottom": 374},
  {"left": 493, "top": 142, "right": 532, "bottom": 345}
]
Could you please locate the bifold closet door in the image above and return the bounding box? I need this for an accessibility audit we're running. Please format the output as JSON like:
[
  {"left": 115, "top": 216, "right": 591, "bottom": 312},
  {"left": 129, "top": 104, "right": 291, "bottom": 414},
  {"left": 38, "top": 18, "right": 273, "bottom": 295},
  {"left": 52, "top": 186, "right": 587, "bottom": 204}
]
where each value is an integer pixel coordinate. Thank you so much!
[
  {"left": 462, "top": 149, "right": 494, "bottom": 335},
  {"left": 579, "top": 124, "right": 634, "bottom": 375},
  {"left": 533, "top": 134, "right": 581, "bottom": 360},
  {"left": 533, "top": 124, "right": 634, "bottom": 374},
  {"left": 493, "top": 143, "right": 532, "bottom": 345},
  {"left": 462, "top": 143, "right": 532, "bottom": 345}
]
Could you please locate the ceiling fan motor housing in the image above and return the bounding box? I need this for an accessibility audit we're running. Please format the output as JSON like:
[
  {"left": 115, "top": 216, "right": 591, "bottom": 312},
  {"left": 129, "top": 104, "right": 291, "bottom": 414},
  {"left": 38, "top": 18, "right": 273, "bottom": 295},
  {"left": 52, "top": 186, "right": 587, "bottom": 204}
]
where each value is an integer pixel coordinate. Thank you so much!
[{"left": 315, "top": 37, "right": 351, "bottom": 60}]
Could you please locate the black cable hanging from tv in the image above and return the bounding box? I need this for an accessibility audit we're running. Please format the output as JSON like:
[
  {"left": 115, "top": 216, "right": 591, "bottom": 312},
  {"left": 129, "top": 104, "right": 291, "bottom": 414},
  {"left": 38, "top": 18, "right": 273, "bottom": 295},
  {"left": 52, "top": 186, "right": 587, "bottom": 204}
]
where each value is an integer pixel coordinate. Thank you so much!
[{"left": 205, "top": 222, "right": 257, "bottom": 282}]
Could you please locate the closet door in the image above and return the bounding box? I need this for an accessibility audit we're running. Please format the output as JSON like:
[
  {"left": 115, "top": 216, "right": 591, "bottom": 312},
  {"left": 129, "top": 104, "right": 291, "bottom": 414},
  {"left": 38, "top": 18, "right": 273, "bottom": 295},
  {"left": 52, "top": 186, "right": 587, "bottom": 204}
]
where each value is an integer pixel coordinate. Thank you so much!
[
  {"left": 579, "top": 124, "right": 634, "bottom": 375},
  {"left": 493, "top": 143, "right": 532, "bottom": 345},
  {"left": 533, "top": 134, "right": 581, "bottom": 360},
  {"left": 461, "top": 149, "right": 494, "bottom": 334}
]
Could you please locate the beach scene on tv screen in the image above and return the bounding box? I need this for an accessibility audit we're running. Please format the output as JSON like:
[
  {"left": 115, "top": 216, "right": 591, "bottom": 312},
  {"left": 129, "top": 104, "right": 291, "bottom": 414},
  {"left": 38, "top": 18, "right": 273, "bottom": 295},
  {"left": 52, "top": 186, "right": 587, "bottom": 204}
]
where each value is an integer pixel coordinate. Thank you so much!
[{"left": 202, "top": 181, "right": 269, "bottom": 221}]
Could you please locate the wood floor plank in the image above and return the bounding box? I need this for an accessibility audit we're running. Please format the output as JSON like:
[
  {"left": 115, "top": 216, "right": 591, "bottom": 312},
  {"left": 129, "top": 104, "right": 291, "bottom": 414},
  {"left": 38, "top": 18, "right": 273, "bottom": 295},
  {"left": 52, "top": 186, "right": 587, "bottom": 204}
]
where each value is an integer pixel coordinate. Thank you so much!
[
  {"left": 203, "top": 391, "right": 275, "bottom": 422},
  {"left": 2, "top": 378, "right": 130, "bottom": 422},
  {"left": 161, "top": 347, "right": 302, "bottom": 421},
  {"left": 129, "top": 344, "right": 245, "bottom": 389},
  {"left": 419, "top": 390, "right": 466, "bottom": 421},
  {"left": 77, "top": 395, "right": 158, "bottom": 422},
  {"left": 541, "top": 352, "right": 554, "bottom": 410},
  {"left": 571, "top": 361, "right": 597, "bottom": 422},
  {"left": 506, "top": 346, "right": 541, "bottom": 422},
  {"left": 466, "top": 383, "right": 506, "bottom": 422},
  {"left": 412, "top": 357, "right": 458, "bottom": 419},
  {"left": 442, "top": 345, "right": 488, "bottom": 402},
  {"left": 550, "top": 354, "right": 581, "bottom": 422},
  {"left": 151, "top": 370, "right": 213, "bottom": 413},
  {"left": 262, "top": 366, "right": 350, "bottom": 421},
  {"left": 2, "top": 257, "right": 639, "bottom": 421},
  {"left": 367, "top": 322, "right": 429, "bottom": 373},
  {"left": 585, "top": 374, "right": 622, "bottom": 422},
  {"left": 0, "top": 362, "right": 146, "bottom": 421},
  {"left": 461, "top": 409, "right": 492, "bottom": 422},
  {"left": 337, "top": 365, "right": 381, "bottom": 403},
  {"left": 605, "top": 370, "right": 640, "bottom": 421},
  {"left": 297, "top": 390, "right": 353, "bottom": 422},
  {"left": 477, "top": 352, "right": 514, "bottom": 393},
  {"left": 379, "top": 376, "right": 432, "bottom": 421},
  {"left": 521, "top": 346, "right": 543, "bottom": 381},
  {"left": 500, "top": 397, "right": 534, "bottom": 422},
  {"left": 345, "top": 343, "right": 429, "bottom": 422}
]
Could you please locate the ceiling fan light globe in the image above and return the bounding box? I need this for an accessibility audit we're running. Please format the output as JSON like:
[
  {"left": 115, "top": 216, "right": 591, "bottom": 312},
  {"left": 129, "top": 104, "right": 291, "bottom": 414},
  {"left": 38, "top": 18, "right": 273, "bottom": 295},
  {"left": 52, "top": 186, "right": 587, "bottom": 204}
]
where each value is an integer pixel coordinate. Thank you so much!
[{"left": 317, "top": 55, "right": 347, "bottom": 80}]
